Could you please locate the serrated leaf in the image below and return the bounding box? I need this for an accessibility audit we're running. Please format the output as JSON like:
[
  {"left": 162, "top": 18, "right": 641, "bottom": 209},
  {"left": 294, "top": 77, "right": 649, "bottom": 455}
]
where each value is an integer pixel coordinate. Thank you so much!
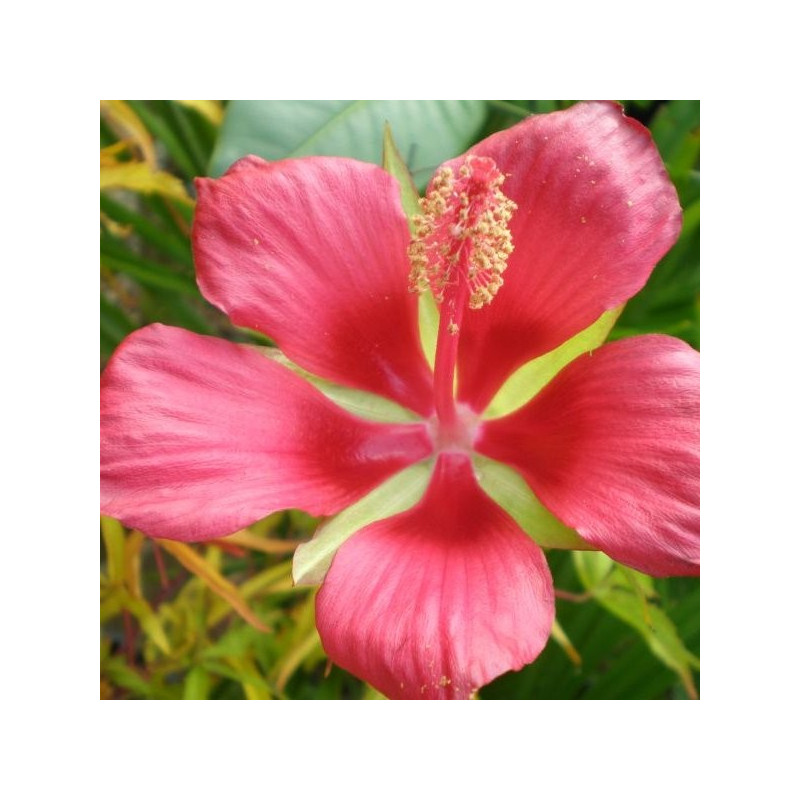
[
  {"left": 210, "top": 100, "right": 488, "bottom": 188},
  {"left": 473, "top": 456, "right": 590, "bottom": 550},
  {"left": 293, "top": 460, "right": 434, "bottom": 586},
  {"left": 485, "top": 305, "right": 624, "bottom": 419}
]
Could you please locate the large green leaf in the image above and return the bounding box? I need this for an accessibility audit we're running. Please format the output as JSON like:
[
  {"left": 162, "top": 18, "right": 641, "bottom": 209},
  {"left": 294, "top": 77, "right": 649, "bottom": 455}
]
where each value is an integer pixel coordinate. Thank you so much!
[{"left": 210, "top": 100, "right": 489, "bottom": 187}]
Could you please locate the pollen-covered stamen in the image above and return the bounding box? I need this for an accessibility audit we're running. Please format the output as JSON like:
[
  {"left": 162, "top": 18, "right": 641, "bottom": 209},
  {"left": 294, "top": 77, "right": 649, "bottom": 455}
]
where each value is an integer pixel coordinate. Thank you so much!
[{"left": 408, "top": 155, "right": 517, "bottom": 310}]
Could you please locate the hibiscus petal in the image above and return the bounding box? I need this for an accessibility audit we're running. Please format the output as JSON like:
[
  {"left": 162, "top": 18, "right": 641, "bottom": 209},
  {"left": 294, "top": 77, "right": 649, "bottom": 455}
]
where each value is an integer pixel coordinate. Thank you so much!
[
  {"left": 193, "top": 156, "right": 434, "bottom": 416},
  {"left": 476, "top": 336, "right": 700, "bottom": 577},
  {"left": 315, "top": 453, "right": 554, "bottom": 699},
  {"left": 453, "top": 101, "right": 682, "bottom": 411},
  {"left": 100, "top": 324, "right": 432, "bottom": 541}
]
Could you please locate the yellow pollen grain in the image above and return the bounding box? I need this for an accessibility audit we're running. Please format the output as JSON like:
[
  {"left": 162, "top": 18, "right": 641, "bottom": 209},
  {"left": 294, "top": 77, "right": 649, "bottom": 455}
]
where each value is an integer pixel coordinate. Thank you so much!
[
  {"left": 627, "top": 200, "right": 634, "bottom": 207},
  {"left": 253, "top": 238, "right": 260, "bottom": 245},
  {"left": 439, "top": 676, "right": 452, "bottom": 687}
]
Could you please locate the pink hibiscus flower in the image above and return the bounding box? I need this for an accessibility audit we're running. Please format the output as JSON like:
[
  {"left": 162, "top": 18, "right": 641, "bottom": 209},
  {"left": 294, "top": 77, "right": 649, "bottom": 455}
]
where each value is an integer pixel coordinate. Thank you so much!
[{"left": 100, "top": 101, "right": 699, "bottom": 700}]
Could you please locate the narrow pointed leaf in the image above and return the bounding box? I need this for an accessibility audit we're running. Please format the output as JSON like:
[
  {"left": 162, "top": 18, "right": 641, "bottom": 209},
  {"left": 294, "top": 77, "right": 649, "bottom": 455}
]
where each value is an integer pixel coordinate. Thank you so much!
[
  {"left": 101, "top": 515, "right": 125, "bottom": 583},
  {"left": 119, "top": 592, "right": 171, "bottom": 655},
  {"left": 100, "top": 100, "right": 157, "bottom": 165},
  {"left": 158, "top": 539, "right": 271, "bottom": 632},
  {"left": 100, "top": 161, "right": 193, "bottom": 203}
]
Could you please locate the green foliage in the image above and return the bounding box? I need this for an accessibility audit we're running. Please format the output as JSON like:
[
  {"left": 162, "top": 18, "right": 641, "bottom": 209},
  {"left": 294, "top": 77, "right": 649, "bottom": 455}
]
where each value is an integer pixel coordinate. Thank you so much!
[
  {"left": 615, "top": 100, "right": 700, "bottom": 348},
  {"left": 100, "top": 100, "right": 700, "bottom": 700},
  {"left": 210, "top": 100, "right": 489, "bottom": 187}
]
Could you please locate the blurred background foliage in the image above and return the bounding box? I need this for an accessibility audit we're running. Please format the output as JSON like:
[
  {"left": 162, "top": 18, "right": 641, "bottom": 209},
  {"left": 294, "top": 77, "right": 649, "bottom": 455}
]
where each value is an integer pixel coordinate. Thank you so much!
[{"left": 100, "top": 100, "right": 700, "bottom": 700}]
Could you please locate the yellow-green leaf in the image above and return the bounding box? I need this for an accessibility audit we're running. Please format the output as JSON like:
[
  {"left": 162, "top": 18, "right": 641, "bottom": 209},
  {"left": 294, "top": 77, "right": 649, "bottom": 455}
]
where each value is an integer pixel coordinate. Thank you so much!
[
  {"left": 275, "top": 630, "right": 323, "bottom": 692},
  {"left": 176, "top": 100, "right": 224, "bottom": 126},
  {"left": 100, "top": 161, "right": 194, "bottom": 204},
  {"left": 158, "top": 539, "right": 270, "bottom": 633},
  {"left": 100, "top": 100, "right": 157, "bottom": 166},
  {"left": 223, "top": 529, "right": 299, "bottom": 555},
  {"left": 120, "top": 591, "right": 172, "bottom": 655},
  {"left": 183, "top": 666, "right": 213, "bottom": 699},
  {"left": 101, "top": 516, "right": 125, "bottom": 584},
  {"left": 123, "top": 530, "right": 145, "bottom": 599},
  {"left": 238, "top": 560, "right": 295, "bottom": 603}
]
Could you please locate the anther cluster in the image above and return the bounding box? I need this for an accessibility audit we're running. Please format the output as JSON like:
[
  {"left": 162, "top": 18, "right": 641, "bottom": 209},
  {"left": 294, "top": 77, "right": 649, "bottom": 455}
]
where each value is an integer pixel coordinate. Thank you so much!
[{"left": 409, "top": 155, "right": 517, "bottom": 310}]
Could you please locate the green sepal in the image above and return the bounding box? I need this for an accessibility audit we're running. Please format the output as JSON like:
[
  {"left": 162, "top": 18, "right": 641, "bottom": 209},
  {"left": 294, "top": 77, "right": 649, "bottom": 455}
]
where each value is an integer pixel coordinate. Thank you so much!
[
  {"left": 255, "top": 346, "right": 420, "bottom": 423},
  {"left": 382, "top": 122, "right": 438, "bottom": 370},
  {"left": 473, "top": 455, "right": 591, "bottom": 550},
  {"left": 293, "top": 460, "right": 434, "bottom": 586},
  {"left": 485, "top": 305, "right": 624, "bottom": 419},
  {"left": 382, "top": 122, "right": 422, "bottom": 225}
]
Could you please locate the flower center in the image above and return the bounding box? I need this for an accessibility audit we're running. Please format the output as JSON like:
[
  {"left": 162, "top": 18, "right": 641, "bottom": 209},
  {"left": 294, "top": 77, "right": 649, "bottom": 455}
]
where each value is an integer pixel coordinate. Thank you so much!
[
  {"left": 428, "top": 402, "right": 481, "bottom": 454},
  {"left": 408, "top": 155, "right": 516, "bottom": 441}
]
